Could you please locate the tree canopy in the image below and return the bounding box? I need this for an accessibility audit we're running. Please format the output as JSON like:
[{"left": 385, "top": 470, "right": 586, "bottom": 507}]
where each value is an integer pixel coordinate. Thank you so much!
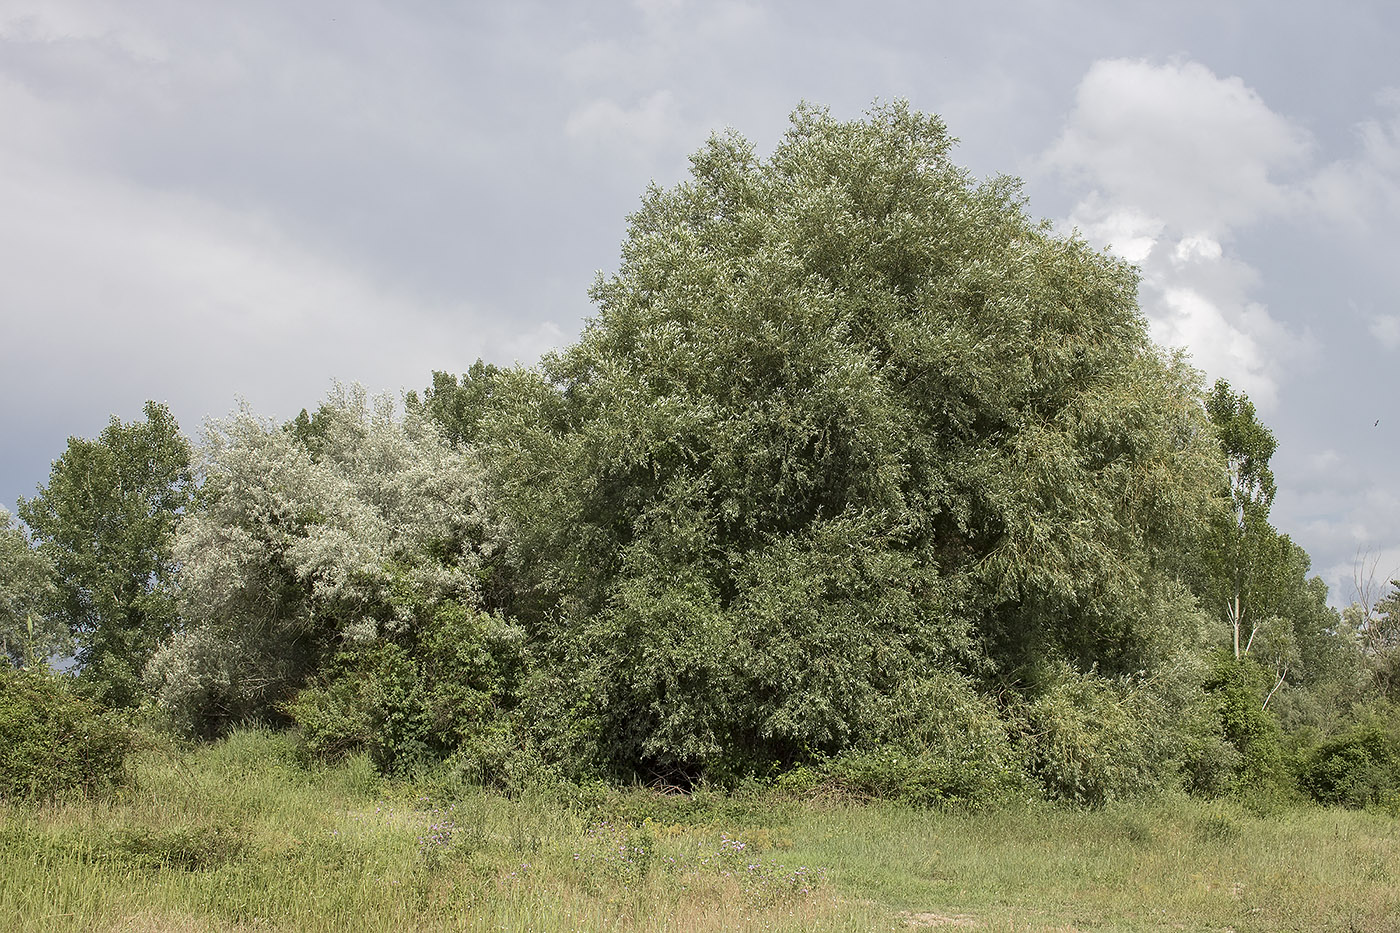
[
  {"left": 0, "top": 509, "right": 63, "bottom": 667},
  {"left": 7, "top": 101, "right": 1385, "bottom": 809},
  {"left": 147, "top": 384, "right": 511, "bottom": 741},
  {"left": 484, "top": 102, "right": 1224, "bottom": 782},
  {"left": 17, "top": 401, "right": 192, "bottom": 706}
]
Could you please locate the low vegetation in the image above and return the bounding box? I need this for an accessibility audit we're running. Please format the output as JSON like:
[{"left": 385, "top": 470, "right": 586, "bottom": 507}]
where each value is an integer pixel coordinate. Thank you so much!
[
  {"left": 3, "top": 728, "right": 1399, "bottom": 932},
  {"left": 0, "top": 666, "right": 131, "bottom": 801}
]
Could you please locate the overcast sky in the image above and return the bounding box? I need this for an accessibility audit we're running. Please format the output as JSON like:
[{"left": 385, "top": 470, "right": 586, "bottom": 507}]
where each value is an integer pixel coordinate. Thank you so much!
[{"left": 2, "top": 0, "right": 1397, "bottom": 605}]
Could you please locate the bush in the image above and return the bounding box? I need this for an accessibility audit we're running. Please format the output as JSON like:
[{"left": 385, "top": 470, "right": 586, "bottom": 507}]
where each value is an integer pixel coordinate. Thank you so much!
[
  {"left": 818, "top": 672, "right": 1026, "bottom": 808},
  {"left": 285, "top": 604, "right": 526, "bottom": 777},
  {"left": 1299, "top": 719, "right": 1400, "bottom": 810},
  {"left": 818, "top": 747, "right": 1016, "bottom": 809},
  {"left": 439, "top": 719, "right": 553, "bottom": 793},
  {"left": 0, "top": 665, "right": 132, "bottom": 799},
  {"left": 144, "top": 624, "right": 270, "bottom": 738},
  {"left": 157, "top": 385, "right": 505, "bottom": 735},
  {"left": 1204, "top": 655, "right": 1288, "bottom": 799},
  {"left": 1011, "top": 665, "right": 1175, "bottom": 808},
  {"left": 283, "top": 674, "right": 373, "bottom": 761}
]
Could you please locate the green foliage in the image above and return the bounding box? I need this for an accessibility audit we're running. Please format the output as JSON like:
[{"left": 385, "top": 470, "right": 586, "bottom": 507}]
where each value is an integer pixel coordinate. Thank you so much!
[
  {"left": 150, "top": 385, "right": 505, "bottom": 736},
  {"left": 1354, "top": 580, "right": 1400, "bottom": 701},
  {"left": 280, "top": 671, "right": 373, "bottom": 760},
  {"left": 1372, "top": 581, "right": 1400, "bottom": 652},
  {"left": 1196, "top": 382, "right": 1345, "bottom": 706},
  {"left": 105, "top": 822, "right": 248, "bottom": 872},
  {"left": 1205, "top": 379, "right": 1276, "bottom": 523},
  {"left": 16, "top": 401, "right": 192, "bottom": 707},
  {"left": 286, "top": 601, "right": 526, "bottom": 777},
  {"left": 486, "top": 101, "right": 1222, "bottom": 782},
  {"left": 438, "top": 719, "right": 553, "bottom": 793},
  {"left": 1185, "top": 381, "right": 1363, "bottom": 762},
  {"left": 142, "top": 622, "right": 268, "bottom": 738},
  {"left": 1204, "top": 654, "right": 1288, "bottom": 798},
  {"left": 0, "top": 665, "right": 131, "bottom": 799},
  {"left": 1010, "top": 663, "right": 1182, "bottom": 808},
  {"left": 817, "top": 671, "right": 1026, "bottom": 808},
  {"left": 45, "top": 100, "right": 1370, "bottom": 812},
  {"left": 0, "top": 508, "right": 64, "bottom": 667},
  {"left": 1299, "top": 715, "right": 1400, "bottom": 810},
  {"left": 818, "top": 747, "right": 1018, "bottom": 810},
  {"left": 406, "top": 360, "right": 505, "bottom": 449}
]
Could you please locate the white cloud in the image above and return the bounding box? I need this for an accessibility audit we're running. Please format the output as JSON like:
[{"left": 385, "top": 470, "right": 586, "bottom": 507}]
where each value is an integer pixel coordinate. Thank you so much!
[
  {"left": 564, "top": 90, "right": 690, "bottom": 165},
  {"left": 1171, "top": 234, "right": 1223, "bottom": 265},
  {"left": 0, "top": 0, "right": 169, "bottom": 61},
  {"left": 1046, "top": 59, "right": 1316, "bottom": 409},
  {"left": 1065, "top": 197, "right": 1163, "bottom": 264},
  {"left": 1148, "top": 289, "right": 1287, "bottom": 407},
  {"left": 1308, "top": 89, "right": 1400, "bottom": 250},
  {"left": 1045, "top": 58, "right": 1312, "bottom": 235},
  {"left": 1370, "top": 314, "right": 1400, "bottom": 350}
]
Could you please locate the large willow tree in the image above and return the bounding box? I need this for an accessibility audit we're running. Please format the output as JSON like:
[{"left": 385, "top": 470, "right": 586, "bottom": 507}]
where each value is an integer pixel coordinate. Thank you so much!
[{"left": 488, "top": 102, "right": 1224, "bottom": 783}]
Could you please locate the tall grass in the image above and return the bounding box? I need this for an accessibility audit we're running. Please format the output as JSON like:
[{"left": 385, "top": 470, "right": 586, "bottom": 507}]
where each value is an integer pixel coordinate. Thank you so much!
[{"left": 3, "top": 728, "right": 1398, "bottom": 931}]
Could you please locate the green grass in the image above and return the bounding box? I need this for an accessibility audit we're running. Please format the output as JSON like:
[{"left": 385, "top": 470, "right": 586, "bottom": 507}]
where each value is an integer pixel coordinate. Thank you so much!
[{"left": 3, "top": 729, "right": 1399, "bottom": 932}]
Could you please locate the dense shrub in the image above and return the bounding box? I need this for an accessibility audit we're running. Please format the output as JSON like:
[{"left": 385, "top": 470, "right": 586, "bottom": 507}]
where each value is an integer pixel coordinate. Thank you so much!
[
  {"left": 1175, "top": 710, "right": 1243, "bottom": 799},
  {"left": 1011, "top": 664, "right": 1178, "bottom": 808},
  {"left": 438, "top": 719, "right": 554, "bottom": 793},
  {"left": 0, "top": 666, "right": 131, "bottom": 799},
  {"left": 1204, "top": 655, "right": 1288, "bottom": 798},
  {"left": 150, "top": 385, "right": 505, "bottom": 737},
  {"left": 818, "top": 747, "right": 1017, "bottom": 809},
  {"left": 817, "top": 672, "right": 1026, "bottom": 807},
  {"left": 285, "top": 602, "right": 525, "bottom": 776},
  {"left": 1299, "top": 717, "right": 1400, "bottom": 810},
  {"left": 142, "top": 624, "right": 269, "bottom": 738},
  {"left": 282, "top": 670, "right": 373, "bottom": 760}
]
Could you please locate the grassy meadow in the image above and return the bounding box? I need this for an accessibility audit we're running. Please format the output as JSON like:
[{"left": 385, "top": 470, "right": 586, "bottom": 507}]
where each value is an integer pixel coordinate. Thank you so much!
[{"left": 3, "top": 728, "right": 1398, "bottom": 933}]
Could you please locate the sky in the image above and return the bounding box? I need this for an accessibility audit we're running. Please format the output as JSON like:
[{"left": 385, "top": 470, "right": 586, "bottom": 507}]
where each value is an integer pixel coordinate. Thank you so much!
[{"left": 1, "top": 0, "right": 1397, "bottom": 606}]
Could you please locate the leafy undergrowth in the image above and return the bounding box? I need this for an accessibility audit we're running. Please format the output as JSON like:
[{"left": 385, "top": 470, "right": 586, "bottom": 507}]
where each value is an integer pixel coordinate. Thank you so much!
[{"left": 3, "top": 729, "right": 1399, "bottom": 932}]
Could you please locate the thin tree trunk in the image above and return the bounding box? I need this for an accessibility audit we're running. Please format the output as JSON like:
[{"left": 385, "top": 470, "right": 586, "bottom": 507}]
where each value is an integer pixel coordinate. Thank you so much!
[
  {"left": 1230, "top": 594, "right": 1242, "bottom": 659},
  {"left": 1262, "top": 663, "right": 1288, "bottom": 710}
]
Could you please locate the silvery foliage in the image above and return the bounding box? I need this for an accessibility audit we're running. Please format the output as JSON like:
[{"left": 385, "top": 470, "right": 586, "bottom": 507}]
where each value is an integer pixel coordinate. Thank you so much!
[{"left": 147, "top": 384, "right": 502, "bottom": 733}]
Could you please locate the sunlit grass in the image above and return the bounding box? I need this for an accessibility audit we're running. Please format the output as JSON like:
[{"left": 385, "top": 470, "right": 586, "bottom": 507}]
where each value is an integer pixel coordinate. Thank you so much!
[{"left": 3, "top": 728, "right": 1398, "bottom": 931}]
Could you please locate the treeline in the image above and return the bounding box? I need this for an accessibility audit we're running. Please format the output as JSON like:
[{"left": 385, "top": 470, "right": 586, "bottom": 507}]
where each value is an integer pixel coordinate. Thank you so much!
[{"left": 4, "top": 103, "right": 1399, "bottom": 809}]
